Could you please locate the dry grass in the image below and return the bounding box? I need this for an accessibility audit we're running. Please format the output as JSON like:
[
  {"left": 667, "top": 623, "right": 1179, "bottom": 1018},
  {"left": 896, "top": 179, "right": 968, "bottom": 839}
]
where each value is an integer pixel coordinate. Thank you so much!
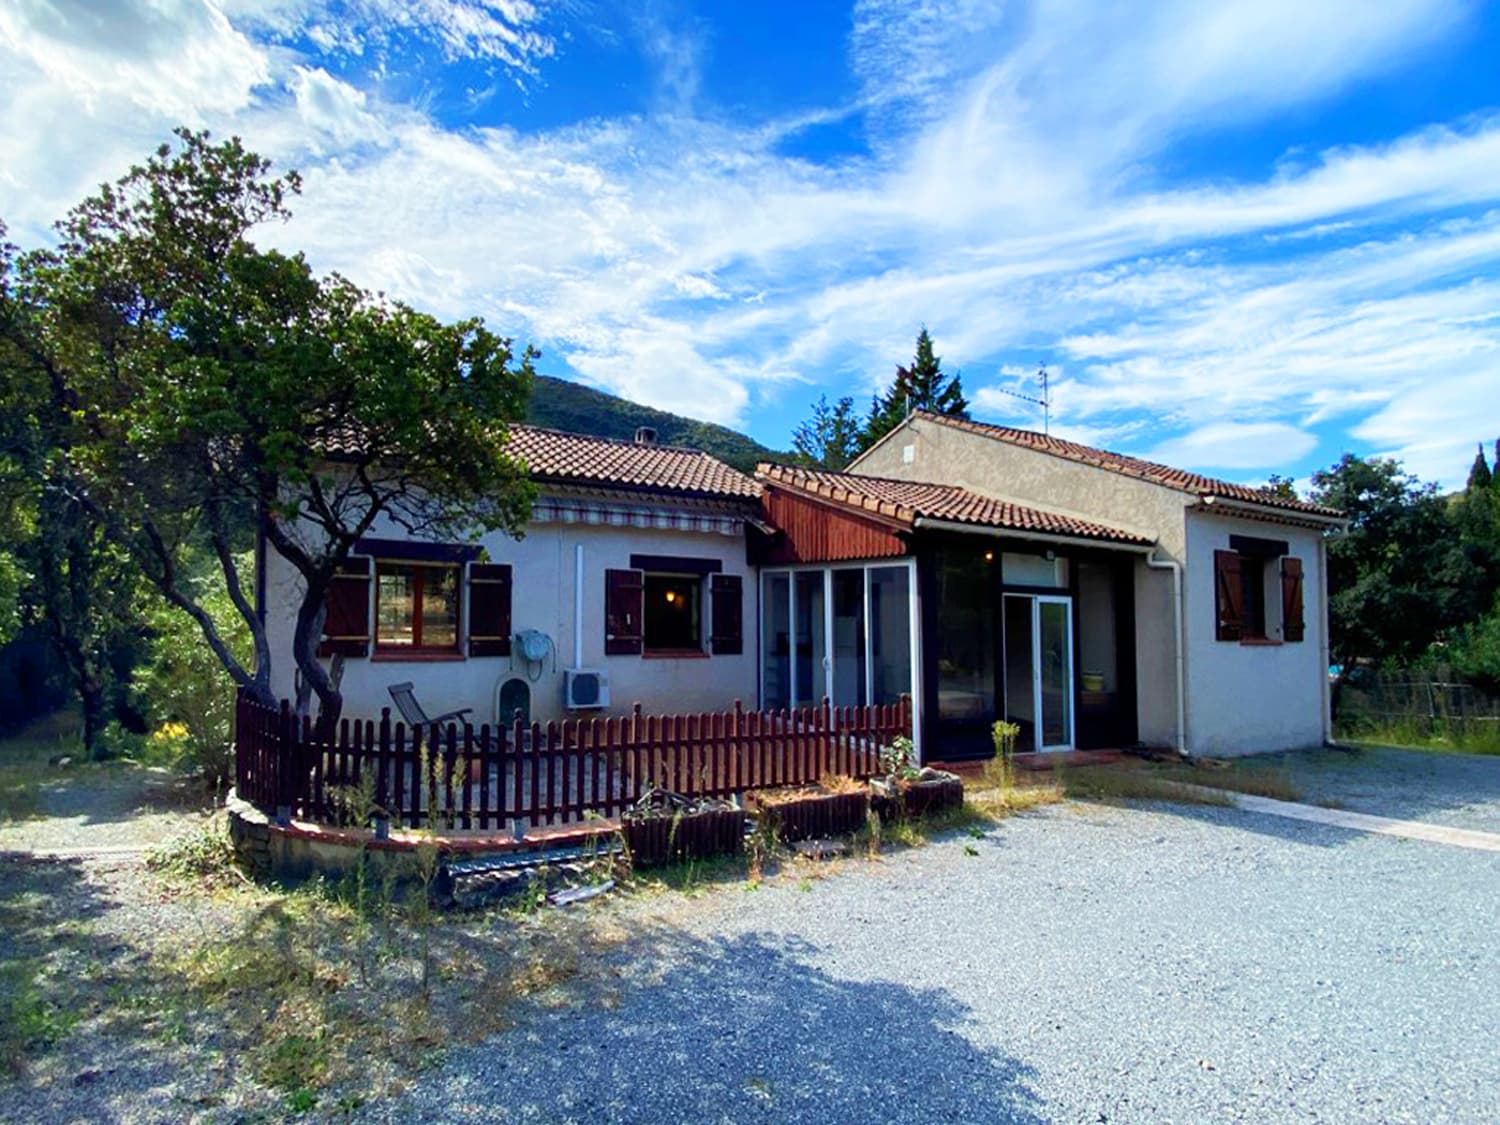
[
  {"left": 151, "top": 869, "right": 612, "bottom": 1115},
  {"left": 1060, "top": 765, "right": 1234, "bottom": 806},
  {"left": 1154, "top": 760, "right": 1302, "bottom": 802},
  {"left": 1058, "top": 758, "right": 1302, "bottom": 805}
]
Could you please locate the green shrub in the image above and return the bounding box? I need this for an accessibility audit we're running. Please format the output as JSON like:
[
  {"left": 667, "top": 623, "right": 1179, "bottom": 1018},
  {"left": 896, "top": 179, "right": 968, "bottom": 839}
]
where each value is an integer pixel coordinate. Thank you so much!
[{"left": 131, "top": 558, "right": 251, "bottom": 794}]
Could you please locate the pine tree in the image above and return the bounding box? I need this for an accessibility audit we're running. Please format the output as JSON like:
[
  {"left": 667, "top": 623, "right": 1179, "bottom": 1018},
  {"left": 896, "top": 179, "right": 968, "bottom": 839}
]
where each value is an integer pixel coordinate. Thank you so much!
[
  {"left": 1469, "top": 444, "right": 1493, "bottom": 492},
  {"left": 858, "top": 327, "right": 968, "bottom": 452},
  {"left": 904, "top": 327, "right": 968, "bottom": 417},
  {"left": 791, "top": 394, "right": 862, "bottom": 471}
]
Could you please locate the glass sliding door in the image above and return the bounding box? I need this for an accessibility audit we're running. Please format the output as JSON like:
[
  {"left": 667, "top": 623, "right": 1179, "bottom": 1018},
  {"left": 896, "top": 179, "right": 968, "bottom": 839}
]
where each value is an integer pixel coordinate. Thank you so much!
[
  {"left": 761, "top": 563, "right": 916, "bottom": 725},
  {"left": 1004, "top": 594, "right": 1076, "bottom": 752},
  {"left": 1037, "top": 597, "right": 1074, "bottom": 749},
  {"left": 831, "top": 569, "right": 867, "bottom": 706},
  {"left": 762, "top": 573, "right": 791, "bottom": 709},
  {"left": 794, "top": 570, "right": 827, "bottom": 706},
  {"left": 869, "top": 566, "right": 912, "bottom": 706}
]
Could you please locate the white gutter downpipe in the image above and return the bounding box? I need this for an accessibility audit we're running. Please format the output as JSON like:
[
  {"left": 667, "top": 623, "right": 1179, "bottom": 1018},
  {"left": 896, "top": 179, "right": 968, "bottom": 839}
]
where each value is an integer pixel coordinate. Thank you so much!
[
  {"left": 573, "top": 543, "right": 584, "bottom": 668},
  {"left": 1144, "top": 550, "right": 1187, "bottom": 758},
  {"left": 1319, "top": 534, "right": 1334, "bottom": 747}
]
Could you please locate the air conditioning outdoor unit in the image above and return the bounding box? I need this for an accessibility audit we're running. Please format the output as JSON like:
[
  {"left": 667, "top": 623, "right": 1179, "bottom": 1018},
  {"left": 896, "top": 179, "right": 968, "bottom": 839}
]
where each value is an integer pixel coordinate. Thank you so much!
[{"left": 564, "top": 669, "right": 610, "bottom": 710}]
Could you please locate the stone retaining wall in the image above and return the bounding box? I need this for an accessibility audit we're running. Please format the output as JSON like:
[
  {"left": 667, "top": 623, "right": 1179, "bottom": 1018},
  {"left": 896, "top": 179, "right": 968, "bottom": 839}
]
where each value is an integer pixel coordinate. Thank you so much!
[{"left": 225, "top": 790, "right": 613, "bottom": 886}]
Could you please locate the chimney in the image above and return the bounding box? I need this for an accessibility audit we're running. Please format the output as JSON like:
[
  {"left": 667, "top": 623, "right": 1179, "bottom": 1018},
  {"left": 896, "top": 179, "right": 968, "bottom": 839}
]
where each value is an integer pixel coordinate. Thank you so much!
[{"left": 634, "top": 426, "right": 657, "bottom": 446}]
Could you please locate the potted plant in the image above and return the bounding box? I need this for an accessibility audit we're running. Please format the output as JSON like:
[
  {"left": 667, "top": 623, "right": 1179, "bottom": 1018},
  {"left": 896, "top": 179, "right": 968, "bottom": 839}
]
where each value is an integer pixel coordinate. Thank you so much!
[
  {"left": 870, "top": 736, "right": 964, "bottom": 820},
  {"left": 746, "top": 775, "right": 872, "bottom": 842},
  {"left": 621, "top": 788, "right": 747, "bottom": 867}
]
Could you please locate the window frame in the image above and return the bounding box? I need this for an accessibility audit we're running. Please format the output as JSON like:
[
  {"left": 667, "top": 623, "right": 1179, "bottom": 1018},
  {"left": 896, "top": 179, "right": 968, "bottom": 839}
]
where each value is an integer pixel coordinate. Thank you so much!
[
  {"left": 1215, "top": 544, "right": 1290, "bottom": 646},
  {"left": 373, "top": 559, "right": 463, "bottom": 655}
]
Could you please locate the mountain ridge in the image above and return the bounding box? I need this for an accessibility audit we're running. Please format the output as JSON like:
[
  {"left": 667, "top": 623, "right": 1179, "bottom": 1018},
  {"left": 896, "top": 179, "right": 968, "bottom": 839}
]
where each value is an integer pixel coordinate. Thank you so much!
[{"left": 525, "top": 375, "right": 786, "bottom": 473}]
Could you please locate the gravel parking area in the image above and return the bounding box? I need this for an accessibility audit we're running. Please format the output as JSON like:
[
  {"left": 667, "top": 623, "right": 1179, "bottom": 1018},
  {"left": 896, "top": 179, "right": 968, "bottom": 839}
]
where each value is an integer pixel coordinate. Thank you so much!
[
  {"left": 380, "top": 795, "right": 1500, "bottom": 1124},
  {"left": 1260, "top": 745, "right": 1500, "bottom": 834}
]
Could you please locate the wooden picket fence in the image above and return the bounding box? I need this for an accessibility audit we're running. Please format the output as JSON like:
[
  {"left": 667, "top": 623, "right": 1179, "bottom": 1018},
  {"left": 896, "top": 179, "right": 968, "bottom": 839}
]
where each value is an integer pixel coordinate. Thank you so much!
[{"left": 233, "top": 691, "right": 911, "bottom": 832}]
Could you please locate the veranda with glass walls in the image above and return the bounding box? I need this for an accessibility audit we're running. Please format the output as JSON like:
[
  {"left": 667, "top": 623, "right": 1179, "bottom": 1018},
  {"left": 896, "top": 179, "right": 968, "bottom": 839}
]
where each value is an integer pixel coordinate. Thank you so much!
[{"left": 759, "top": 561, "right": 921, "bottom": 752}]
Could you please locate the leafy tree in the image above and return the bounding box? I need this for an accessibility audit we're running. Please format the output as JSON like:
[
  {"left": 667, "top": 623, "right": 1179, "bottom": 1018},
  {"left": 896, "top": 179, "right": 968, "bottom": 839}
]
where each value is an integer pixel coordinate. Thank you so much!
[
  {"left": 791, "top": 394, "right": 862, "bottom": 470},
  {"left": 7, "top": 130, "right": 538, "bottom": 725},
  {"left": 860, "top": 327, "right": 968, "bottom": 452},
  {"left": 1311, "top": 454, "right": 1485, "bottom": 677},
  {"left": 2, "top": 221, "right": 144, "bottom": 752},
  {"left": 1449, "top": 437, "right": 1500, "bottom": 627},
  {"left": 1262, "top": 473, "right": 1299, "bottom": 501},
  {"left": 1448, "top": 598, "right": 1500, "bottom": 690}
]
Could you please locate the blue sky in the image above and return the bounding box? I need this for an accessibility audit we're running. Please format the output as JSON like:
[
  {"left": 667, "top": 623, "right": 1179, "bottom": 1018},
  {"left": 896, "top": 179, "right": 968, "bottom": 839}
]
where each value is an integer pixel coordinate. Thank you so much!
[{"left": 3, "top": 1, "right": 1500, "bottom": 489}]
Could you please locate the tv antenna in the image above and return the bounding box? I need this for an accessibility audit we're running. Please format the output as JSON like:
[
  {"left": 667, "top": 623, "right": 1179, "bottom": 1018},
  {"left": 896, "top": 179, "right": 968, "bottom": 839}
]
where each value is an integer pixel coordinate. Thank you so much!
[{"left": 997, "top": 362, "right": 1050, "bottom": 434}]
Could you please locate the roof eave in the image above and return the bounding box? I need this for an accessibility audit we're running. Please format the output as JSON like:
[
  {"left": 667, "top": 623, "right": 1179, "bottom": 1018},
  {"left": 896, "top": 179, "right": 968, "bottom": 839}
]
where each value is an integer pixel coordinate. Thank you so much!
[
  {"left": 530, "top": 472, "right": 760, "bottom": 505},
  {"left": 911, "top": 516, "right": 1156, "bottom": 551},
  {"left": 1193, "top": 495, "right": 1348, "bottom": 530}
]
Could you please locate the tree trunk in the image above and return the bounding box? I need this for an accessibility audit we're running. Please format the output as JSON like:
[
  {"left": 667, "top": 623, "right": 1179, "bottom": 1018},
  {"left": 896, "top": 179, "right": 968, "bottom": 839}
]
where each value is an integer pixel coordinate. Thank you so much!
[
  {"left": 79, "top": 677, "right": 107, "bottom": 761},
  {"left": 292, "top": 596, "right": 341, "bottom": 731}
]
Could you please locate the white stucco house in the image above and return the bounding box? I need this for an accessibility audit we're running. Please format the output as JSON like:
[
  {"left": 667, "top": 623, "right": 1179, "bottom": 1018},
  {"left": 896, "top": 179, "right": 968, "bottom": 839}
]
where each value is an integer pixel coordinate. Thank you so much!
[
  {"left": 261, "top": 425, "right": 763, "bottom": 729},
  {"left": 834, "top": 410, "right": 1348, "bottom": 758},
  {"left": 258, "top": 411, "right": 1344, "bottom": 762}
]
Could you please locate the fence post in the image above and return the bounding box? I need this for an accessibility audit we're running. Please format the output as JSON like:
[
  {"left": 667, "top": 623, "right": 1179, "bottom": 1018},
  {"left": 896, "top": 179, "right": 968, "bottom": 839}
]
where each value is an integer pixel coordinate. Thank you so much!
[{"left": 275, "top": 700, "right": 295, "bottom": 826}]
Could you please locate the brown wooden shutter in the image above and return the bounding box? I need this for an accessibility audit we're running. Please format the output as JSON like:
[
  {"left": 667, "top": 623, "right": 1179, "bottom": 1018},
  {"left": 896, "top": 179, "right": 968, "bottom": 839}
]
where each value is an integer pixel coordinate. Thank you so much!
[
  {"left": 1281, "top": 557, "right": 1305, "bottom": 643},
  {"left": 1214, "top": 550, "right": 1243, "bottom": 642},
  {"left": 710, "top": 574, "right": 744, "bottom": 655},
  {"left": 318, "top": 557, "right": 371, "bottom": 657},
  {"left": 605, "top": 568, "right": 643, "bottom": 655},
  {"left": 468, "top": 563, "right": 513, "bottom": 656}
]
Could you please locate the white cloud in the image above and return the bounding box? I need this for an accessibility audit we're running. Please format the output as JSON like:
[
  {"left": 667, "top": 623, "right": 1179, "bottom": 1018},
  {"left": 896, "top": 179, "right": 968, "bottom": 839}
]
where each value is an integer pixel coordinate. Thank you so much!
[
  {"left": 289, "top": 66, "right": 387, "bottom": 149},
  {"left": 223, "top": 0, "right": 555, "bottom": 71},
  {"left": 1148, "top": 422, "right": 1319, "bottom": 471},
  {"left": 0, "top": 0, "right": 270, "bottom": 119},
  {"left": 1, "top": 0, "right": 1496, "bottom": 484}
]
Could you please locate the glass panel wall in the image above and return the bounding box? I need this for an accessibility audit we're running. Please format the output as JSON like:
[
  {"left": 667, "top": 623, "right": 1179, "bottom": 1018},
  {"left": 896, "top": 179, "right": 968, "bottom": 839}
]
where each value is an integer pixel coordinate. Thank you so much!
[
  {"left": 1076, "top": 561, "right": 1118, "bottom": 694},
  {"left": 869, "top": 566, "right": 911, "bottom": 706},
  {"left": 762, "top": 573, "right": 791, "bottom": 709},
  {"left": 935, "top": 546, "right": 995, "bottom": 722},
  {"left": 831, "top": 570, "right": 867, "bottom": 706},
  {"left": 761, "top": 563, "right": 914, "bottom": 713},
  {"left": 794, "top": 571, "right": 827, "bottom": 705},
  {"left": 1003, "top": 594, "right": 1037, "bottom": 751}
]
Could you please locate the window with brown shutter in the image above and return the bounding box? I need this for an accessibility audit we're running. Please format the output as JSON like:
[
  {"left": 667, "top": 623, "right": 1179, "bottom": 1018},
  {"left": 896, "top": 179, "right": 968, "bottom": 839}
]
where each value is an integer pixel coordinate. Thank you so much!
[
  {"left": 710, "top": 574, "right": 743, "bottom": 655},
  {"left": 468, "top": 563, "right": 513, "bottom": 656},
  {"left": 318, "top": 557, "right": 372, "bottom": 657},
  {"left": 1281, "top": 557, "right": 1305, "bottom": 642},
  {"left": 605, "top": 568, "right": 644, "bottom": 655},
  {"left": 1214, "top": 549, "right": 1243, "bottom": 642}
]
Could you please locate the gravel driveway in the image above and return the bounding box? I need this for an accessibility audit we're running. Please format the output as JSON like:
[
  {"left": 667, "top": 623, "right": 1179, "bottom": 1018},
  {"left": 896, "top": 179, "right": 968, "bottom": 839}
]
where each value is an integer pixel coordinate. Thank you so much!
[
  {"left": 376, "top": 793, "right": 1500, "bottom": 1124},
  {"left": 1268, "top": 745, "right": 1500, "bottom": 834}
]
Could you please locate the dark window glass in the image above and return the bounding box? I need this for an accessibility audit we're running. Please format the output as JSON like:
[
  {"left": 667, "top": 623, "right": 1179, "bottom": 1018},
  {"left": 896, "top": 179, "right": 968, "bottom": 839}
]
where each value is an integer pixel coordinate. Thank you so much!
[
  {"left": 643, "top": 573, "right": 702, "bottom": 651},
  {"left": 1239, "top": 556, "right": 1266, "bottom": 640}
]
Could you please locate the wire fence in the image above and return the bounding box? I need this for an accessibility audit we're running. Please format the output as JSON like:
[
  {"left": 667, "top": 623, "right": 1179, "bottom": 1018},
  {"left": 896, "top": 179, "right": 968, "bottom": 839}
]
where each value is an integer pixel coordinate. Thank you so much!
[{"left": 1335, "top": 668, "right": 1500, "bottom": 750}]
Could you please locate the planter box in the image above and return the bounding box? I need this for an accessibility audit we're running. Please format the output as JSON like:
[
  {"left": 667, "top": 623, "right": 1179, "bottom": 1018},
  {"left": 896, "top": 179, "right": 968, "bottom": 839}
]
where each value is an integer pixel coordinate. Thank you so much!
[
  {"left": 622, "top": 808, "right": 747, "bottom": 867},
  {"left": 747, "top": 788, "right": 871, "bottom": 842},
  {"left": 873, "top": 773, "right": 965, "bottom": 821}
]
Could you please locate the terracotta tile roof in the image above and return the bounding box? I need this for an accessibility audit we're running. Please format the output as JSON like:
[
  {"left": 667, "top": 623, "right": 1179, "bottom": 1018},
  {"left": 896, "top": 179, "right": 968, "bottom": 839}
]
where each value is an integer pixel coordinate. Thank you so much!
[
  {"left": 511, "top": 426, "right": 760, "bottom": 500},
  {"left": 908, "top": 411, "right": 1345, "bottom": 519},
  {"left": 757, "top": 463, "right": 1154, "bottom": 546}
]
